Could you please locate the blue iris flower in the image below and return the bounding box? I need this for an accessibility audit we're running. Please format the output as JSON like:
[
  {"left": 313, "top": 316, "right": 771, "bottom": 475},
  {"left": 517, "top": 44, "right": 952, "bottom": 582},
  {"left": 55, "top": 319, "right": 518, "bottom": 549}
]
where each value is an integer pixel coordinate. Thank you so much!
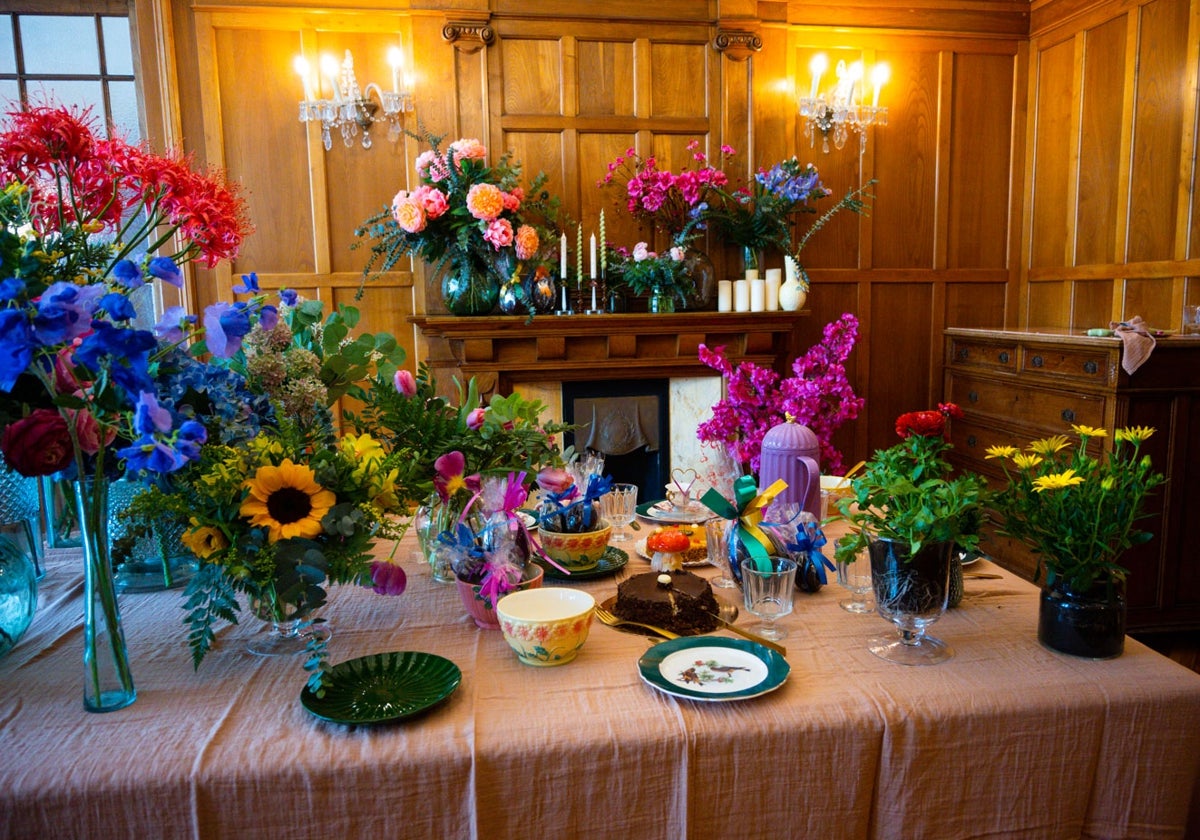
[
  {"left": 0, "top": 309, "right": 34, "bottom": 391},
  {"left": 147, "top": 256, "right": 183, "bottom": 288},
  {"left": 175, "top": 420, "right": 208, "bottom": 462},
  {"left": 112, "top": 260, "right": 144, "bottom": 289}
]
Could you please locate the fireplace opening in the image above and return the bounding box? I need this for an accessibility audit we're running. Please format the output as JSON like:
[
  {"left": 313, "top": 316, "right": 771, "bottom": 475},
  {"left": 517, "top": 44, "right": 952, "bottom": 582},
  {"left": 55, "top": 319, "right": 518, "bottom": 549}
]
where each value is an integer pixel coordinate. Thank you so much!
[{"left": 562, "top": 379, "right": 669, "bottom": 503}]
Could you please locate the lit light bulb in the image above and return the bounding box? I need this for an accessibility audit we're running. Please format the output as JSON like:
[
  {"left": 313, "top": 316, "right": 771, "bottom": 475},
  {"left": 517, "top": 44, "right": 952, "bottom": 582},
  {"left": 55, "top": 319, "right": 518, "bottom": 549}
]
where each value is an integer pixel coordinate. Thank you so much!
[
  {"left": 808, "top": 53, "right": 828, "bottom": 99},
  {"left": 871, "top": 63, "right": 890, "bottom": 108}
]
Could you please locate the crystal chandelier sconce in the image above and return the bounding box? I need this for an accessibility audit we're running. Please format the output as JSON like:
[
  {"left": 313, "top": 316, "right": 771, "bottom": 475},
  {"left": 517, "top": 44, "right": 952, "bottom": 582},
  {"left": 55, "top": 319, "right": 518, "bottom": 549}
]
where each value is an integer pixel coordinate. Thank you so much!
[
  {"left": 294, "top": 48, "right": 414, "bottom": 151},
  {"left": 797, "top": 54, "right": 889, "bottom": 155}
]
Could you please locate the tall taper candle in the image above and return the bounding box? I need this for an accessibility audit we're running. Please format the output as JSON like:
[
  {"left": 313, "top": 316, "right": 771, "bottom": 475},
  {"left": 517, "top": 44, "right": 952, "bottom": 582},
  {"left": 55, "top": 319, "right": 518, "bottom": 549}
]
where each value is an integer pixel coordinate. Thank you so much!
[
  {"left": 576, "top": 224, "right": 583, "bottom": 286},
  {"left": 599, "top": 210, "right": 607, "bottom": 272},
  {"left": 560, "top": 233, "right": 568, "bottom": 279},
  {"left": 589, "top": 233, "right": 597, "bottom": 279}
]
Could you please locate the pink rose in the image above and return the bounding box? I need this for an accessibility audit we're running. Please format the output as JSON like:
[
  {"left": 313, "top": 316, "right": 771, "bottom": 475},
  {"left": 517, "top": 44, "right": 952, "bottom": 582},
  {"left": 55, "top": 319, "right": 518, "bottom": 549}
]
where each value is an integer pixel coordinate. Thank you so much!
[
  {"left": 393, "top": 369, "right": 417, "bottom": 397},
  {"left": 412, "top": 186, "right": 448, "bottom": 219},
  {"left": 536, "top": 467, "right": 574, "bottom": 496},
  {"left": 66, "top": 407, "right": 116, "bottom": 455},
  {"left": 632, "top": 242, "right": 654, "bottom": 261},
  {"left": 448, "top": 138, "right": 487, "bottom": 165},
  {"left": 0, "top": 409, "right": 74, "bottom": 476},
  {"left": 483, "top": 218, "right": 513, "bottom": 250},
  {"left": 392, "top": 199, "right": 427, "bottom": 234},
  {"left": 465, "top": 407, "right": 487, "bottom": 430}
]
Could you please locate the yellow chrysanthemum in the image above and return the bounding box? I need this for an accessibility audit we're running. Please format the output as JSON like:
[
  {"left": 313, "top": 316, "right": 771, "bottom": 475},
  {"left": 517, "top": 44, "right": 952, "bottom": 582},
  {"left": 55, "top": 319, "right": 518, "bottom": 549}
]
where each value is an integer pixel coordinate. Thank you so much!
[
  {"left": 1032, "top": 469, "right": 1085, "bottom": 493},
  {"left": 181, "top": 519, "right": 229, "bottom": 559},
  {"left": 1115, "top": 426, "right": 1156, "bottom": 443},
  {"left": 985, "top": 445, "right": 1018, "bottom": 460},
  {"left": 1029, "top": 435, "right": 1070, "bottom": 456},
  {"left": 1012, "top": 453, "right": 1044, "bottom": 470},
  {"left": 239, "top": 458, "right": 336, "bottom": 542},
  {"left": 1071, "top": 424, "right": 1107, "bottom": 438}
]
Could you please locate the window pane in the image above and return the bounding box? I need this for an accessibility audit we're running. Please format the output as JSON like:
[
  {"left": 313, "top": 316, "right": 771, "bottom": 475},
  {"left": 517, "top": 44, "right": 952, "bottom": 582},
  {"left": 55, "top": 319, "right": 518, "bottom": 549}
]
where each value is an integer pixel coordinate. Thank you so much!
[
  {"left": 108, "top": 80, "right": 139, "bottom": 141},
  {"left": 21, "top": 16, "right": 99, "bottom": 75},
  {"left": 0, "top": 82, "right": 19, "bottom": 109},
  {"left": 0, "top": 16, "right": 15, "bottom": 74},
  {"left": 31, "top": 79, "right": 104, "bottom": 124},
  {"left": 101, "top": 17, "right": 132, "bottom": 76}
]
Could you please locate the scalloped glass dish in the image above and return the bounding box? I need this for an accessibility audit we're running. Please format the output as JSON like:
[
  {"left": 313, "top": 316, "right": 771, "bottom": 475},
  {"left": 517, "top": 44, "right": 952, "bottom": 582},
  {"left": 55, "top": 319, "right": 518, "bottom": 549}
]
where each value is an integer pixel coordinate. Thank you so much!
[{"left": 300, "top": 651, "right": 462, "bottom": 725}]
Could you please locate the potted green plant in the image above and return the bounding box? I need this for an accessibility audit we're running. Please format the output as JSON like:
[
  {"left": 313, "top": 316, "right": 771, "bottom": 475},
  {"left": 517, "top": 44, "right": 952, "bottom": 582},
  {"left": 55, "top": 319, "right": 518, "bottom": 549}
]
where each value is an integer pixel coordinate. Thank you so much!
[
  {"left": 984, "top": 424, "right": 1164, "bottom": 658},
  {"left": 834, "top": 404, "right": 990, "bottom": 665}
]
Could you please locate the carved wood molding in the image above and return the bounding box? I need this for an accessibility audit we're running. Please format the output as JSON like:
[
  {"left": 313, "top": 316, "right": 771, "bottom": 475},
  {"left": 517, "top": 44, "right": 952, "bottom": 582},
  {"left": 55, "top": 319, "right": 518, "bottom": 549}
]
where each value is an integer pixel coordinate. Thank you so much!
[
  {"left": 442, "top": 13, "right": 495, "bottom": 54},
  {"left": 713, "top": 25, "right": 763, "bottom": 61}
]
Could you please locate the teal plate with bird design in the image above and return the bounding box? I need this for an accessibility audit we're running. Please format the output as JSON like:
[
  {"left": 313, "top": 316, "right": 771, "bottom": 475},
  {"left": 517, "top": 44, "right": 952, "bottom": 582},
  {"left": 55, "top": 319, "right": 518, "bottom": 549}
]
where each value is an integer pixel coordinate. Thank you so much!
[
  {"left": 637, "top": 637, "right": 789, "bottom": 702},
  {"left": 301, "top": 651, "right": 462, "bottom": 725}
]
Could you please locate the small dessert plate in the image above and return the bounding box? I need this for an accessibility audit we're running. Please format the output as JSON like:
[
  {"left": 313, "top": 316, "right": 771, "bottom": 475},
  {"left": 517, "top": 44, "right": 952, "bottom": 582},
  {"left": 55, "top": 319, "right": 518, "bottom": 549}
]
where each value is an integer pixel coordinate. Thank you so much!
[{"left": 637, "top": 637, "right": 790, "bottom": 701}]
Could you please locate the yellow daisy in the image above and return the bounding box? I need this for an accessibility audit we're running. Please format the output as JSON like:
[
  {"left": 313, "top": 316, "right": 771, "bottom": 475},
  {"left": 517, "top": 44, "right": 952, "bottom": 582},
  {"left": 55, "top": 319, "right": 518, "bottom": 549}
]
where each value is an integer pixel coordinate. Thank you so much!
[
  {"left": 239, "top": 458, "right": 337, "bottom": 542},
  {"left": 1032, "top": 469, "right": 1085, "bottom": 493},
  {"left": 1115, "top": 426, "right": 1156, "bottom": 443},
  {"left": 1012, "top": 453, "right": 1044, "bottom": 470},
  {"left": 1029, "top": 435, "right": 1070, "bottom": 456},
  {"left": 985, "top": 445, "right": 1018, "bottom": 460},
  {"left": 1071, "top": 424, "right": 1107, "bottom": 438}
]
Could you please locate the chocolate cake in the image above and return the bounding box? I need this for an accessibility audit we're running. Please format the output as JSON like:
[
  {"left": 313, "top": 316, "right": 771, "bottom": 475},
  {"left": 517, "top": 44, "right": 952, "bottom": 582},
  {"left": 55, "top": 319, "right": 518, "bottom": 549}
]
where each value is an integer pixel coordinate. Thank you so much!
[{"left": 614, "top": 570, "right": 720, "bottom": 635}]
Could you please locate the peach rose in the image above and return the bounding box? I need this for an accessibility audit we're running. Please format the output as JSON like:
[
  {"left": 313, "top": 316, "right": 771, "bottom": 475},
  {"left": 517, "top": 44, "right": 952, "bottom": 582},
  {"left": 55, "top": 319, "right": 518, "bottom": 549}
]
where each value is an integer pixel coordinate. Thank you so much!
[
  {"left": 393, "top": 199, "right": 427, "bottom": 234},
  {"left": 466, "top": 183, "right": 504, "bottom": 221},
  {"left": 514, "top": 225, "right": 539, "bottom": 261}
]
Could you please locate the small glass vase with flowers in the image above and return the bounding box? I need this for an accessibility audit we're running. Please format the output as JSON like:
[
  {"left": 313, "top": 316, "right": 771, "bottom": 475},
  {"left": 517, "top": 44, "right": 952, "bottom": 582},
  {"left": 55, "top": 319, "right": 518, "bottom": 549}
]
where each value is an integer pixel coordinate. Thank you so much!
[{"left": 985, "top": 424, "right": 1164, "bottom": 658}]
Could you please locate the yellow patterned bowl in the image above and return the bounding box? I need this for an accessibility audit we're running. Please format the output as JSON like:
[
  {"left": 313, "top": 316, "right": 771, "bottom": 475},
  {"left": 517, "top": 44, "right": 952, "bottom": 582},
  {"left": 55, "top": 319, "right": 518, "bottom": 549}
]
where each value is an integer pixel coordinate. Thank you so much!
[
  {"left": 537, "top": 520, "right": 612, "bottom": 572},
  {"left": 496, "top": 588, "right": 595, "bottom": 666}
]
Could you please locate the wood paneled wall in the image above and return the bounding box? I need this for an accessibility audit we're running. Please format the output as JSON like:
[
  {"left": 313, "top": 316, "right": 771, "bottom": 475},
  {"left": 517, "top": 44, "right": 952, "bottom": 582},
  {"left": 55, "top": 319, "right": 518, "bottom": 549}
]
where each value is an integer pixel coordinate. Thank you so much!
[{"left": 142, "top": 0, "right": 1195, "bottom": 464}]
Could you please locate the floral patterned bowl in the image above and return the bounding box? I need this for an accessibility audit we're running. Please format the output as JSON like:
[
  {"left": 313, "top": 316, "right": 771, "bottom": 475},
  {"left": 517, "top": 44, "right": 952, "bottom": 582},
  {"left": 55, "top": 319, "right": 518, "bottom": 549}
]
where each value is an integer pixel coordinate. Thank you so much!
[
  {"left": 496, "top": 588, "right": 595, "bottom": 666},
  {"left": 537, "top": 521, "right": 612, "bottom": 572}
]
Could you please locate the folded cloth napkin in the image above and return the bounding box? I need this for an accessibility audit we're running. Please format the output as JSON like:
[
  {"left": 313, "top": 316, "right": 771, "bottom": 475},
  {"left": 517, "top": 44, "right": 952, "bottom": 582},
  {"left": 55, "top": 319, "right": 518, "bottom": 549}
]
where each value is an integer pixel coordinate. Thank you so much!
[{"left": 1110, "top": 316, "right": 1156, "bottom": 374}]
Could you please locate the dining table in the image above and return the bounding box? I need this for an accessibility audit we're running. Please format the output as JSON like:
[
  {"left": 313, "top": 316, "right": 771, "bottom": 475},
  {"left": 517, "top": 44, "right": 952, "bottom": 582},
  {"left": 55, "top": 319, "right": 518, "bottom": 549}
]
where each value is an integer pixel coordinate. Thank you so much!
[{"left": 2, "top": 514, "right": 1199, "bottom": 840}]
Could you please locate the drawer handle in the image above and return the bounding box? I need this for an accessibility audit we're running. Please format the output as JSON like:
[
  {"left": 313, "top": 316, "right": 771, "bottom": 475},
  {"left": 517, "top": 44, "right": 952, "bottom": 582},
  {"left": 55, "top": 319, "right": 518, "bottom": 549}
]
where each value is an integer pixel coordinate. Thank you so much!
[
  {"left": 968, "top": 391, "right": 979, "bottom": 403},
  {"left": 1083, "top": 360, "right": 1098, "bottom": 374},
  {"left": 967, "top": 435, "right": 977, "bottom": 448},
  {"left": 998, "top": 351, "right": 1010, "bottom": 364},
  {"left": 1061, "top": 409, "right": 1075, "bottom": 423},
  {"left": 1031, "top": 355, "right": 1044, "bottom": 367},
  {"left": 956, "top": 348, "right": 969, "bottom": 362}
]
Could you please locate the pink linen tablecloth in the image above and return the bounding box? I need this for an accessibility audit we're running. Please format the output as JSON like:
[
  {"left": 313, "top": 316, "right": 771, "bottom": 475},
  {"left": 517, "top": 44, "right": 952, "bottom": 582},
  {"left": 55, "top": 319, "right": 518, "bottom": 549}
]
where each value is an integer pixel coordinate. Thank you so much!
[{"left": 2, "top": 536, "right": 1198, "bottom": 839}]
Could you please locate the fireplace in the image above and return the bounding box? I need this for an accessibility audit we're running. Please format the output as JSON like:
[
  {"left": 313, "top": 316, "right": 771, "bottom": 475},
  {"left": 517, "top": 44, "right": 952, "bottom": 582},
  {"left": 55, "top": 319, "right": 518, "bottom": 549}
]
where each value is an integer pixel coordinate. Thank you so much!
[{"left": 562, "top": 379, "right": 669, "bottom": 501}]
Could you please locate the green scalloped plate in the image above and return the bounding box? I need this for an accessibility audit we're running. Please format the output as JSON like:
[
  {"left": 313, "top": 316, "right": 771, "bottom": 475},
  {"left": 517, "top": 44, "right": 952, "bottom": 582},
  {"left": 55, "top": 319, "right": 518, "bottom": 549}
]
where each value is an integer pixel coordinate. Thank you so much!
[
  {"left": 535, "top": 545, "right": 629, "bottom": 581},
  {"left": 301, "top": 651, "right": 462, "bottom": 725},
  {"left": 637, "top": 637, "right": 790, "bottom": 702}
]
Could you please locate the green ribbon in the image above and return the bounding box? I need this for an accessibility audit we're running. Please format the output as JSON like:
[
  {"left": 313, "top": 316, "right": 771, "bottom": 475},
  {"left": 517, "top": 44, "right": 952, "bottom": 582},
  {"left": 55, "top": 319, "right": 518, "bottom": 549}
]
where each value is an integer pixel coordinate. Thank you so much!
[{"left": 700, "top": 476, "right": 787, "bottom": 572}]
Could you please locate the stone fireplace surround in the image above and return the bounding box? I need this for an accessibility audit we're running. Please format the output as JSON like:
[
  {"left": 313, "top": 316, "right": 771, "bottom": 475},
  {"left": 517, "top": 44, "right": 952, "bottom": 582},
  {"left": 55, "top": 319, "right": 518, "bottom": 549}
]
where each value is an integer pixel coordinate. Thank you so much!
[{"left": 410, "top": 312, "right": 803, "bottom": 485}]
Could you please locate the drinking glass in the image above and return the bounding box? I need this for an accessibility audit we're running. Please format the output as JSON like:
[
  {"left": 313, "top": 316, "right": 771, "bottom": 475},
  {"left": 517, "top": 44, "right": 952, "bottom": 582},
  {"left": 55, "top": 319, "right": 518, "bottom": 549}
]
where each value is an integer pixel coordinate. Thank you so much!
[
  {"left": 704, "top": 517, "right": 737, "bottom": 589},
  {"left": 740, "top": 557, "right": 797, "bottom": 641},
  {"left": 836, "top": 548, "right": 874, "bottom": 613},
  {"left": 1184, "top": 304, "right": 1200, "bottom": 336},
  {"left": 600, "top": 483, "right": 638, "bottom": 542}
]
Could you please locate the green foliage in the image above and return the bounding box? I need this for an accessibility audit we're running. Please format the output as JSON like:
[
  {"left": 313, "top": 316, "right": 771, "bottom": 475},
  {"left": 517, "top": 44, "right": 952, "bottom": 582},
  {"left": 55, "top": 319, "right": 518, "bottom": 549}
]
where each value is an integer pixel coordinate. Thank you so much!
[{"left": 834, "top": 432, "right": 990, "bottom": 563}]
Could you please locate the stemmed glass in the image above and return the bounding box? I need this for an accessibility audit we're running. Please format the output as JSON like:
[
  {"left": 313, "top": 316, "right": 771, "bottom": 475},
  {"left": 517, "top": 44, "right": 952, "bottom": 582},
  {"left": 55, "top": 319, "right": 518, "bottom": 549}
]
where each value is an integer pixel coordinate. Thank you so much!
[
  {"left": 867, "top": 538, "right": 954, "bottom": 665},
  {"left": 704, "top": 517, "right": 737, "bottom": 589},
  {"left": 600, "top": 483, "right": 638, "bottom": 542},
  {"left": 740, "top": 557, "right": 797, "bottom": 641},
  {"left": 836, "top": 547, "right": 874, "bottom": 613}
]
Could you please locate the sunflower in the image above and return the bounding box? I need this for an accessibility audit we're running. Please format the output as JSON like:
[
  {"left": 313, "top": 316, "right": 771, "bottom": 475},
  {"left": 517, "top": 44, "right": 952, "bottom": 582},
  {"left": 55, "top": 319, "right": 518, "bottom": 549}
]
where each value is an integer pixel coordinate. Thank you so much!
[{"left": 240, "top": 458, "right": 337, "bottom": 542}]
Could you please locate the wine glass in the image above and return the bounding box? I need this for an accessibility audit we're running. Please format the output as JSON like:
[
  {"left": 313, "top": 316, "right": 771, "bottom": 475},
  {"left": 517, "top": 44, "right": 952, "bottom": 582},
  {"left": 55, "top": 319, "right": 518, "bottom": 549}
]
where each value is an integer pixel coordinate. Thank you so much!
[
  {"left": 740, "top": 557, "right": 797, "bottom": 641},
  {"left": 836, "top": 547, "right": 874, "bottom": 613},
  {"left": 867, "top": 538, "right": 954, "bottom": 665},
  {"left": 704, "top": 517, "right": 737, "bottom": 589},
  {"left": 600, "top": 483, "right": 638, "bottom": 542}
]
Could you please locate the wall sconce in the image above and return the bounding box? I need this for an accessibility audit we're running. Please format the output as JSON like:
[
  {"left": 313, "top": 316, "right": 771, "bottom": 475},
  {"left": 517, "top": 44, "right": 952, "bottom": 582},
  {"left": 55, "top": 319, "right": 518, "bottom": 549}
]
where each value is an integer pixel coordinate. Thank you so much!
[
  {"left": 294, "top": 48, "right": 413, "bottom": 151},
  {"left": 797, "top": 54, "right": 888, "bottom": 155}
]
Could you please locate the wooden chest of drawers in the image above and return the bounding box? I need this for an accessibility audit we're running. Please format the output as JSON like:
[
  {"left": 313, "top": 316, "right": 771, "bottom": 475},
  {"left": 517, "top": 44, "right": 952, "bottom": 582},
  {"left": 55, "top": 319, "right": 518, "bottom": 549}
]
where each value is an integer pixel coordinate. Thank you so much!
[{"left": 944, "top": 328, "right": 1200, "bottom": 632}]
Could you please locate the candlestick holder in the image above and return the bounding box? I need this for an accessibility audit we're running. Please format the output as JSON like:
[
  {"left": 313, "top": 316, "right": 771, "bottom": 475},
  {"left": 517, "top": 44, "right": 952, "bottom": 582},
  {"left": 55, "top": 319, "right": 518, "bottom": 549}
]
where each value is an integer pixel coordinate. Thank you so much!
[
  {"left": 573, "top": 284, "right": 588, "bottom": 315},
  {"left": 585, "top": 279, "right": 604, "bottom": 315}
]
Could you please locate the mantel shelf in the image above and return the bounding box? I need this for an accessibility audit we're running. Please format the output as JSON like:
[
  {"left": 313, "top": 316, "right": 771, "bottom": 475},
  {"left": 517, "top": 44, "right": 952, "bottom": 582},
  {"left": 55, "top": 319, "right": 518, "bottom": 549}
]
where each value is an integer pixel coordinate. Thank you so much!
[{"left": 410, "top": 311, "right": 805, "bottom": 392}]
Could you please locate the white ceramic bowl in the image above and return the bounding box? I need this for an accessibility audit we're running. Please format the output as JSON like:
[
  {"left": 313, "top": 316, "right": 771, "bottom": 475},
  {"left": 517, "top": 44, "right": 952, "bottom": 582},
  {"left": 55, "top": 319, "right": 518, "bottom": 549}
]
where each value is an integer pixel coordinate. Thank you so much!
[{"left": 496, "top": 588, "right": 595, "bottom": 666}]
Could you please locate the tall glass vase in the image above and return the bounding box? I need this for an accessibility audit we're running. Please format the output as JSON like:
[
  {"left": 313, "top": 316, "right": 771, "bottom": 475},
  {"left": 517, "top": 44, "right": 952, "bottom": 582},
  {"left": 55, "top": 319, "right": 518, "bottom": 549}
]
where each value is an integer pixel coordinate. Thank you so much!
[
  {"left": 440, "top": 259, "right": 499, "bottom": 316},
  {"left": 75, "top": 477, "right": 136, "bottom": 712}
]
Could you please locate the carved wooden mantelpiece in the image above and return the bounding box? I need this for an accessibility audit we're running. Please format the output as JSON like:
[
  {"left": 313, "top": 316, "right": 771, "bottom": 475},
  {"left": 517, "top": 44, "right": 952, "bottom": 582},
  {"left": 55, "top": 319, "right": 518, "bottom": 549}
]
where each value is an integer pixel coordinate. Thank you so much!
[{"left": 410, "top": 312, "right": 803, "bottom": 395}]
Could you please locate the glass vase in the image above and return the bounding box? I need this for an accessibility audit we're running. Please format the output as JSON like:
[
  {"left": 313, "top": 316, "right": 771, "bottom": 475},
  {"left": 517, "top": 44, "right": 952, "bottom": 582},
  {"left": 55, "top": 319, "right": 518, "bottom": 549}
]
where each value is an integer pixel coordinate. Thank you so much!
[
  {"left": 440, "top": 260, "right": 499, "bottom": 316},
  {"left": 0, "top": 454, "right": 43, "bottom": 579},
  {"left": 1038, "top": 576, "right": 1126, "bottom": 658},
  {"left": 0, "top": 533, "right": 37, "bottom": 660},
  {"left": 248, "top": 594, "right": 329, "bottom": 656},
  {"left": 75, "top": 477, "right": 137, "bottom": 712},
  {"left": 741, "top": 246, "right": 762, "bottom": 277},
  {"left": 648, "top": 287, "right": 676, "bottom": 313},
  {"left": 684, "top": 249, "right": 716, "bottom": 310},
  {"left": 108, "top": 478, "right": 198, "bottom": 593},
  {"left": 867, "top": 537, "right": 954, "bottom": 665}
]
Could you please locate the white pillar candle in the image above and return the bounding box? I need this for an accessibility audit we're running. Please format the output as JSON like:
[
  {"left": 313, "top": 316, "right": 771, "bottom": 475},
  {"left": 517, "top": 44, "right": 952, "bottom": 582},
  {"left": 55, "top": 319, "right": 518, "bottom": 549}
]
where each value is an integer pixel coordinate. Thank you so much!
[
  {"left": 733, "top": 279, "right": 750, "bottom": 312},
  {"left": 764, "top": 268, "right": 781, "bottom": 311},
  {"left": 717, "top": 280, "right": 732, "bottom": 312},
  {"left": 744, "top": 268, "right": 759, "bottom": 281},
  {"left": 749, "top": 278, "right": 765, "bottom": 312}
]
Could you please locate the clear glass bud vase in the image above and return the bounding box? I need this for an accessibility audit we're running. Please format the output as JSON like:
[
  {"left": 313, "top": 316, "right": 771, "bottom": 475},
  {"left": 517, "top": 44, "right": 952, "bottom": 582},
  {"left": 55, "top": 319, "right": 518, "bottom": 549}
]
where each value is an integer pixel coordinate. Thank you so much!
[{"left": 75, "top": 477, "right": 137, "bottom": 712}]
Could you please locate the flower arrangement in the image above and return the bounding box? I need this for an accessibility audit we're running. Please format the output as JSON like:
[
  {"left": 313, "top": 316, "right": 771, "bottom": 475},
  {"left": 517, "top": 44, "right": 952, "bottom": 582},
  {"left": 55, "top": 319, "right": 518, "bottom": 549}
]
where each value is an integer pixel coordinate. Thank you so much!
[
  {"left": 354, "top": 127, "right": 560, "bottom": 312},
  {"left": 984, "top": 425, "right": 1164, "bottom": 591},
  {"left": 706, "top": 154, "right": 832, "bottom": 255},
  {"left": 697, "top": 313, "right": 864, "bottom": 475},
  {"left": 833, "top": 404, "right": 990, "bottom": 563},
  {"left": 598, "top": 140, "right": 730, "bottom": 239},
  {"left": 605, "top": 240, "right": 692, "bottom": 305}
]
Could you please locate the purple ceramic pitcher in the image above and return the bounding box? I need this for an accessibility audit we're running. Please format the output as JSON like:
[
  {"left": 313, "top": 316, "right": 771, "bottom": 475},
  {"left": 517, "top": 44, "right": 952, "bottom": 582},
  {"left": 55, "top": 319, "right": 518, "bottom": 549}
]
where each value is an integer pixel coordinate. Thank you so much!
[{"left": 758, "top": 419, "right": 821, "bottom": 522}]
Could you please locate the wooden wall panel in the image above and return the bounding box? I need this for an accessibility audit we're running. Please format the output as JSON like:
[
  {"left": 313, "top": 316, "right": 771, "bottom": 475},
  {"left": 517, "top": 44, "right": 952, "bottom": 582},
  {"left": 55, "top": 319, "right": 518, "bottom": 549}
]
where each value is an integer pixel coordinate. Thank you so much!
[
  {"left": 577, "top": 41, "right": 635, "bottom": 117},
  {"left": 500, "top": 38, "right": 561, "bottom": 115},
  {"left": 649, "top": 43, "right": 709, "bottom": 118},
  {"left": 1027, "top": 278, "right": 1070, "bottom": 327},
  {"left": 867, "top": 283, "right": 936, "bottom": 443},
  {"left": 946, "top": 282, "right": 1007, "bottom": 326},
  {"left": 871, "top": 49, "right": 940, "bottom": 269},
  {"left": 1028, "top": 37, "right": 1074, "bottom": 270},
  {"left": 948, "top": 53, "right": 1015, "bottom": 270},
  {"left": 1128, "top": 0, "right": 1190, "bottom": 262},
  {"left": 1072, "top": 277, "right": 1115, "bottom": 326},
  {"left": 1074, "top": 15, "right": 1126, "bottom": 266}
]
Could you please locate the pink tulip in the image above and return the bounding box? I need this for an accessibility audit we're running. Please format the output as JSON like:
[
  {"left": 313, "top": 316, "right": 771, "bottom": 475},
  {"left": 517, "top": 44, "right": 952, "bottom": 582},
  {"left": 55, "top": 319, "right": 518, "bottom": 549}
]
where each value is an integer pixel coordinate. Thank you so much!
[
  {"left": 393, "top": 369, "right": 417, "bottom": 397},
  {"left": 466, "top": 408, "right": 487, "bottom": 430}
]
